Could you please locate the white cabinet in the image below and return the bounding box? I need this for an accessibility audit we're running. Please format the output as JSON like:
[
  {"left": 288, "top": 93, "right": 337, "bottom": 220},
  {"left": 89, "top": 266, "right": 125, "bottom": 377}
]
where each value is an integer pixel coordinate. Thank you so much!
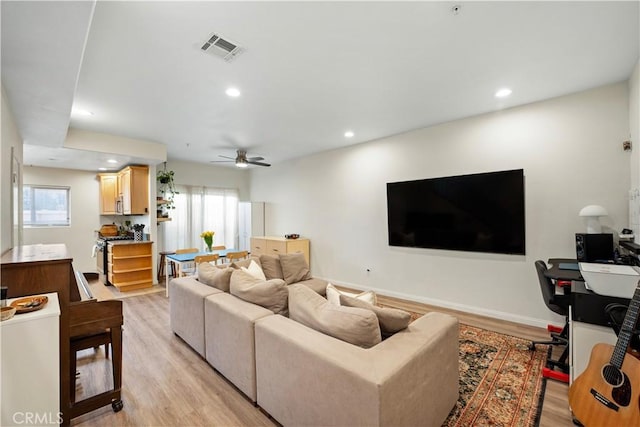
[
  {"left": 1, "top": 293, "right": 61, "bottom": 426},
  {"left": 569, "top": 311, "right": 618, "bottom": 383}
]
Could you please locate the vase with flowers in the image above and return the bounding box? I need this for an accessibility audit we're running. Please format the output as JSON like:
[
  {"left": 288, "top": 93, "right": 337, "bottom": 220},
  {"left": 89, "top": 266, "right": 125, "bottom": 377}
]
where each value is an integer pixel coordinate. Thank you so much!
[{"left": 200, "top": 230, "right": 215, "bottom": 252}]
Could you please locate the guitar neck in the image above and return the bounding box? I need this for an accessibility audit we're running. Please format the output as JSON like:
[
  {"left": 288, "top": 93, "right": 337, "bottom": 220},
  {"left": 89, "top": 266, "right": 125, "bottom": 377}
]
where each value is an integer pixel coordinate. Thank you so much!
[{"left": 611, "top": 282, "right": 640, "bottom": 369}]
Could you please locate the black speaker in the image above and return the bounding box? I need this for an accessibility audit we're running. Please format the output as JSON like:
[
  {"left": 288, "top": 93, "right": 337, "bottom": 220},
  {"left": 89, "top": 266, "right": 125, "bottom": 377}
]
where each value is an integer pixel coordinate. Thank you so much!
[{"left": 575, "top": 233, "right": 614, "bottom": 262}]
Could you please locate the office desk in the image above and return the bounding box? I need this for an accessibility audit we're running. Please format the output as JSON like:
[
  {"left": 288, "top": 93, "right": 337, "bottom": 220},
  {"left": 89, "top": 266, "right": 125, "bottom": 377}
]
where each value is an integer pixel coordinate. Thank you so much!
[
  {"left": 545, "top": 258, "right": 583, "bottom": 282},
  {"left": 165, "top": 249, "right": 238, "bottom": 297}
]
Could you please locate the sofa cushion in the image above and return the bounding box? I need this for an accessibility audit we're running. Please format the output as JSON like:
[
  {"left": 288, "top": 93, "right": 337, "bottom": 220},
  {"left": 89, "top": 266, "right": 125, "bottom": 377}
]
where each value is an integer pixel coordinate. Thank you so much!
[
  {"left": 230, "top": 256, "right": 262, "bottom": 270},
  {"left": 197, "top": 262, "right": 234, "bottom": 292},
  {"left": 326, "top": 283, "right": 377, "bottom": 306},
  {"left": 297, "top": 277, "right": 328, "bottom": 296},
  {"left": 230, "top": 269, "right": 288, "bottom": 316},
  {"left": 339, "top": 294, "right": 412, "bottom": 335},
  {"left": 241, "top": 259, "right": 267, "bottom": 281},
  {"left": 259, "top": 254, "right": 284, "bottom": 280},
  {"left": 279, "top": 253, "right": 312, "bottom": 284},
  {"left": 288, "top": 284, "right": 381, "bottom": 348}
]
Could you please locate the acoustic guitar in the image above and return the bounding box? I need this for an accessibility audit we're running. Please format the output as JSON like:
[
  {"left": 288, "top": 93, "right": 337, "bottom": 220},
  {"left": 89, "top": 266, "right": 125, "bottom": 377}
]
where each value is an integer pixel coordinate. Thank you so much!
[{"left": 569, "top": 281, "right": 640, "bottom": 427}]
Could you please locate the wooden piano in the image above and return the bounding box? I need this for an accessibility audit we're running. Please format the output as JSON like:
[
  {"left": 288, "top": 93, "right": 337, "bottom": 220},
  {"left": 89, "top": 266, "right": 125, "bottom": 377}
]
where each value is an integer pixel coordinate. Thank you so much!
[{"left": 0, "top": 244, "right": 124, "bottom": 426}]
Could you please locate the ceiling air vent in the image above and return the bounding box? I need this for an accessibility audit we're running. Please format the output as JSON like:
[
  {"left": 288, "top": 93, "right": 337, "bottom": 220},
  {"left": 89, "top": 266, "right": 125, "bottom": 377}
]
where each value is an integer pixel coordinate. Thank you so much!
[{"left": 200, "top": 33, "right": 243, "bottom": 62}]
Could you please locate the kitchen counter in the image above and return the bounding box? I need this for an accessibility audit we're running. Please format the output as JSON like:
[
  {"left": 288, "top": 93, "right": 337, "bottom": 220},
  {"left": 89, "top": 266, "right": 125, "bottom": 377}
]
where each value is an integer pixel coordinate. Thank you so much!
[{"left": 107, "top": 240, "right": 153, "bottom": 246}]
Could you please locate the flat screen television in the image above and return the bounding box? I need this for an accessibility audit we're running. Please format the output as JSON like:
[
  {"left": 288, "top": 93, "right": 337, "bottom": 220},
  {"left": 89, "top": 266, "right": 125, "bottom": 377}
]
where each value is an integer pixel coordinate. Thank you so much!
[{"left": 387, "top": 169, "right": 525, "bottom": 255}]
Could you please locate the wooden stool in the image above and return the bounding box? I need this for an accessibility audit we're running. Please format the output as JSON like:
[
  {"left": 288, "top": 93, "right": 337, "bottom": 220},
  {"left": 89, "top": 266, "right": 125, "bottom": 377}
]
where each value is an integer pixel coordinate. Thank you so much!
[{"left": 158, "top": 251, "right": 176, "bottom": 281}]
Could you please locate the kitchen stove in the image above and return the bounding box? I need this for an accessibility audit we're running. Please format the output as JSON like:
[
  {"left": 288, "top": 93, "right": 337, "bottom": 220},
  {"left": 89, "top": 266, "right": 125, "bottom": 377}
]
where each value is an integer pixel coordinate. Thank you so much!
[{"left": 98, "top": 235, "right": 135, "bottom": 242}]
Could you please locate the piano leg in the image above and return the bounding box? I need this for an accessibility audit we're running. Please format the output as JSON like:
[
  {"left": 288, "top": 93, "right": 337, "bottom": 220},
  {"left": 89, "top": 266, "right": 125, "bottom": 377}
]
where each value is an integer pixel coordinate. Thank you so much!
[{"left": 111, "top": 326, "right": 123, "bottom": 411}]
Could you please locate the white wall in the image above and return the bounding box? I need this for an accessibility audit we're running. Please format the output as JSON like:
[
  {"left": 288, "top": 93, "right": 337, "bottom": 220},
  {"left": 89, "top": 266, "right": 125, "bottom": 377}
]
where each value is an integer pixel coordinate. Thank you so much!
[
  {"left": 250, "top": 82, "right": 631, "bottom": 328},
  {"left": 630, "top": 60, "right": 639, "bottom": 189},
  {"left": 1, "top": 86, "right": 23, "bottom": 254},
  {"left": 22, "top": 166, "right": 101, "bottom": 273},
  {"left": 164, "top": 160, "right": 250, "bottom": 200}
]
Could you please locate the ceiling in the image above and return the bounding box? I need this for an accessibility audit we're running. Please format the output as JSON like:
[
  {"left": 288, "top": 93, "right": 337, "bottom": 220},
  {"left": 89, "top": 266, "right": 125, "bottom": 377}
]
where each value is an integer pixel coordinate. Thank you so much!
[{"left": 2, "top": 1, "right": 639, "bottom": 172}]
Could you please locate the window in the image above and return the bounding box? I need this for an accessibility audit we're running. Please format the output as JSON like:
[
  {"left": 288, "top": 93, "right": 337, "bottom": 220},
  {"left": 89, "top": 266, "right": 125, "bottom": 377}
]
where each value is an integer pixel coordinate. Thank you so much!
[
  {"left": 161, "top": 185, "right": 238, "bottom": 251},
  {"left": 23, "top": 185, "right": 70, "bottom": 226}
]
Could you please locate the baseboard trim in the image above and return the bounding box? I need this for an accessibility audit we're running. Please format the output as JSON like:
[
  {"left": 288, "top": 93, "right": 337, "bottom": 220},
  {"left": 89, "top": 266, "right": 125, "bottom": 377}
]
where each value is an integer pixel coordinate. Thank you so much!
[{"left": 318, "top": 276, "right": 551, "bottom": 329}]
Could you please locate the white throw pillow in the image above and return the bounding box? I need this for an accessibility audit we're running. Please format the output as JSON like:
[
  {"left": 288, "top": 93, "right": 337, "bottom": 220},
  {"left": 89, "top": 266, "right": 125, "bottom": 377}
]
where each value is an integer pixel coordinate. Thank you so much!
[
  {"left": 326, "top": 283, "right": 377, "bottom": 306},
  {"left": 241, "top": 259, "right": 267, "bottom": 281}
]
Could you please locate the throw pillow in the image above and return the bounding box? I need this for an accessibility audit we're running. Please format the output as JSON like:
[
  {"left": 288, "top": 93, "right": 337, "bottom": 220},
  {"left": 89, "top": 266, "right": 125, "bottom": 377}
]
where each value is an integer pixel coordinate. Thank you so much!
[
  {"left": 259, "top": 254, "right": 284, "bottom": 280},
  {"left": 230, "top": 256, "right": 262, "bottom": 270},
  {"left": 241, "top": 259, "right": 267, "bottom": 281},
  {"left": 288, "top": 284, "right": 381, "bottom": 348},
  {"left": 197, "top": 262, "right": 234, "bottom": 292},
  {"left": 326, "top": 283, "right": 377, "bottom": 306},
  {"left": 279, "top": 253, "right": 312, "bottom": 284},
  {"left": 229, "top": 269, "right": 288, "bottom": 316},
  {"left": 339, "top": 294, "right": 411, "bottom": 334}
]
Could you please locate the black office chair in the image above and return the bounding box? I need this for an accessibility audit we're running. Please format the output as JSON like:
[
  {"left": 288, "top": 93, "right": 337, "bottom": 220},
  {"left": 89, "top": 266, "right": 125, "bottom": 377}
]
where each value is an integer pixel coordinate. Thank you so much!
[{"left": 529, "top": 260, "right": 571, "bottom": 378}]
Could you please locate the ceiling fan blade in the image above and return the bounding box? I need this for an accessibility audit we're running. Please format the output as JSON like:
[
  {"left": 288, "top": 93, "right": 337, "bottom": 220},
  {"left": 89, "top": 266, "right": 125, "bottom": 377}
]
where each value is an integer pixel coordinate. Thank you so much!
[
  {"left": 246, "top": 156, "right": 264, "bottom": 161},
  {"left": 210, "top": 160, "right": 234, "bottom": 163},
  {"left": 219, "top": 155, "right": 235, "bottom": 160},
  {"left": 247, "top": 160, "right": 271, "bottom": 167}
]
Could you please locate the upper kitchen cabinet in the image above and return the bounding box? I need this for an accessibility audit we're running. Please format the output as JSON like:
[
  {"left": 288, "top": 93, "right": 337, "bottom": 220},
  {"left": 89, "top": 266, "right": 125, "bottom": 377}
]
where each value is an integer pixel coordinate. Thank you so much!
[
  {"left": 98, "top": 173, "right": 118, "bottom": 215},
  {"left": 98, "top": 165, "right": 149, "bottom": 215},
  {"left": 119, "top": 166, "right": 149, "bottom": 215}
]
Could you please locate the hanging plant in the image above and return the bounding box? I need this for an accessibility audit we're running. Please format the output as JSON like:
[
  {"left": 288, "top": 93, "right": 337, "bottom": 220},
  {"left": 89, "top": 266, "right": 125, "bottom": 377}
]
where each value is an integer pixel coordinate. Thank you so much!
[{"left": 157, "top": 163, "right": 179, "bottom": 209}]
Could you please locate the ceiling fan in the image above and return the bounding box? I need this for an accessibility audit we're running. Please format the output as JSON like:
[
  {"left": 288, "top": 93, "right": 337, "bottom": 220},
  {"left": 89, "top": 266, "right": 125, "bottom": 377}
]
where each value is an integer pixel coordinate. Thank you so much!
[{"left": 211, "top": 149, "right": 271, "bottom": 168}]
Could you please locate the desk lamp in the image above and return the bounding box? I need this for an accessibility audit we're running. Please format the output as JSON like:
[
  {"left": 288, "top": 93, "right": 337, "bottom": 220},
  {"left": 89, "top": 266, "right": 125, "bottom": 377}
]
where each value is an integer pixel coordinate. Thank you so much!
[{"left": 579, "top": 205, "right": 608, "bottom": 233}]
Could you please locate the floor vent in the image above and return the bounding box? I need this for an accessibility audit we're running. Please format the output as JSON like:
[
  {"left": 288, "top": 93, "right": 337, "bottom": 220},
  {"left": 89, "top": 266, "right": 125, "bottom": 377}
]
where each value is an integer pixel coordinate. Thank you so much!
[{"left": 200, "top": 33, "right": 243, "bottom": 62}]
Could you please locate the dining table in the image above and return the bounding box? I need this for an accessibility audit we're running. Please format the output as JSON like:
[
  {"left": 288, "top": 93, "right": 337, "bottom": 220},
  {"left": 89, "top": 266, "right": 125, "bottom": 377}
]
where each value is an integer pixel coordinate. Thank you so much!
[{"left": 165, "top": 249, "right": 238, "bottom": 297}]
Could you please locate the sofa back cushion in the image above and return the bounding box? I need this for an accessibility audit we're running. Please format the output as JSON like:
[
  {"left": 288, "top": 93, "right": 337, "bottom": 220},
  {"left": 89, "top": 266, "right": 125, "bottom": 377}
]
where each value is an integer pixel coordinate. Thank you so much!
[
  {"left": 230, "top": 269, "right": 288, "bottom": 316},
  {"left": 198, "top": 262, "right": 234, "bottom": 292},
  {"left": 279, "top": 253, "right": 312, "bottom": 284},
  {"left": 288, "top": 284, "right": 381, "bottom": 348},
  {"left": 230, "top": 256, "right": 262, "bottom": 270},
  {"left": 339, "top": 294, "right": 412, "bottom": 335},
  {"left": 259, "top": 254, "right": 284, "bottom": 280}
]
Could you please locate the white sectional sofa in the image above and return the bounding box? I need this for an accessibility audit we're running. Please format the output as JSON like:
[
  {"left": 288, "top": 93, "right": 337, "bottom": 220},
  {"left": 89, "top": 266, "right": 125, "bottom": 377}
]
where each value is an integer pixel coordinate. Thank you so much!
[{"left": 169, "top": 254, "right": 459, "bottom": 426}]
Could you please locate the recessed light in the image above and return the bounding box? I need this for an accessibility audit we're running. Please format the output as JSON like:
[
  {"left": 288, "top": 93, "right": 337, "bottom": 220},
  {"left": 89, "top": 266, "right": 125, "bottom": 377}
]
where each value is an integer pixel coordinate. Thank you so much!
[
  {"left": 98, "top": 167, "right": 108, "bottom": 171},
  {"left": 495, "top": 88, "right": 512, "bottom": 98},
  {"left": 107, "top": 159, "right": 118, "bottom": 164},
  {"left": 344, "top": 131, "right": 354, "bottom": 138},
  {"left": 226, "top": 87, "right": 241, "bottom": 97},
  {"left": 73, "top": 108, "right": 94, "bottom": 116}
]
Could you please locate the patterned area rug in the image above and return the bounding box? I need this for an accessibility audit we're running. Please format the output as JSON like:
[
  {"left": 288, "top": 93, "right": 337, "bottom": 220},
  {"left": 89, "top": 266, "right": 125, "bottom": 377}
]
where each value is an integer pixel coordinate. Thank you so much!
[{"left": 443, "top": 324, "right": 549, "bottom": 427}]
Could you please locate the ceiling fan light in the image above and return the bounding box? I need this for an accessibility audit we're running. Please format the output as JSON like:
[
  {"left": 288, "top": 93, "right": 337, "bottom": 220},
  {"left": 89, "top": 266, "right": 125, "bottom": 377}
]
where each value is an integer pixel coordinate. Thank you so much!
[{"left": 235, "top": 160, "right": 248, "bottom": 168}]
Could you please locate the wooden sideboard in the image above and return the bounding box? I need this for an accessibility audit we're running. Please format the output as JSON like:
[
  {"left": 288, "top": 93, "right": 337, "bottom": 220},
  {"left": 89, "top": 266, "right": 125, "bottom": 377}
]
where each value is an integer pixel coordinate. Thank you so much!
[{"left": 250, "top": 236, "right": 310, "bottom": 266}]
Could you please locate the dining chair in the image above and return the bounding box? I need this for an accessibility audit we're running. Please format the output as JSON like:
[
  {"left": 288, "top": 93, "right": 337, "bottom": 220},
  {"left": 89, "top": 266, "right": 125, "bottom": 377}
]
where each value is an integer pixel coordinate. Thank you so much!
[
  {"left": 211, "top": 245, "right": 226, "bottom": 251},
  {"left": 226, "top": 251, "right": 249, "bottom": 263},
  {"left": 194, "top": 254, "right": 220, "bottom": 266},
  {"left": 175, "top": 248, "right": 199, "bottom": 277},
  {"left": 175, "top": 248, "right": 199, "bottom": 254},
  {"left": 182, "top": 253, "right": 221, "bottom": 276}
]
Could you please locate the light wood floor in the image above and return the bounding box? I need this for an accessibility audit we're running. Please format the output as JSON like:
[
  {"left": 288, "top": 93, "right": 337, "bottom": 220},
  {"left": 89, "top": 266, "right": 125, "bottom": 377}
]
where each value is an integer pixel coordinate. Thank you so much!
[{"left": 71, "top": 282, "right": 573, "bottom": 427}]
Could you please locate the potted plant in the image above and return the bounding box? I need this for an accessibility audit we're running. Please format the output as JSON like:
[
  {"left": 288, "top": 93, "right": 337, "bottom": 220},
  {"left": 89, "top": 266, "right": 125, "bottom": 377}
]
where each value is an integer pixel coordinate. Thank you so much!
[{"left": 157, "top": 164, "right": 179, "bottom": 210}]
